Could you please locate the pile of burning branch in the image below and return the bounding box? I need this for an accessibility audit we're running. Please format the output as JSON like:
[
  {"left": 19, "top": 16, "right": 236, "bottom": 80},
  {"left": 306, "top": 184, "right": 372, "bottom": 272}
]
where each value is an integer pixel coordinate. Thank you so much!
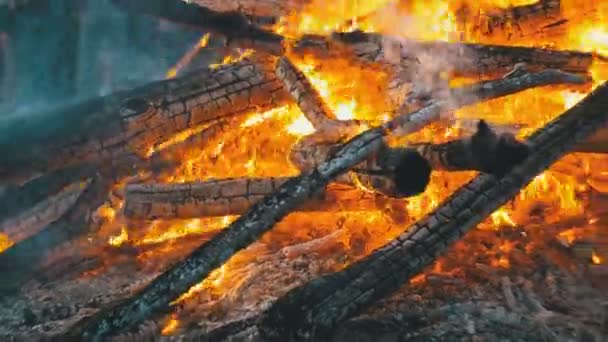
[{"left": 2, "top": 0, "right": 608, "bottom": 340}]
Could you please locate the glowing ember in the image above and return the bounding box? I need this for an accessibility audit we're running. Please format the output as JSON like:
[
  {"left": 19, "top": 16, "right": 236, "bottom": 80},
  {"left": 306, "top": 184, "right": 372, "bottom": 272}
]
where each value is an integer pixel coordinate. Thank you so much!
[
  {"left": 161, "top": 316, "right": 179, "bottom": 335},
  {"left": 0, "top": 233, "right": 14, "bottom": 253},
  {"left": 592, "top": 250, "right": 603, "bottom": 265},
  {"left": 166, "top": 33, "right": 211, "bottom": 79},
  {"left": 81, "top": 1, "right": 608, "bottom": 334},
  {"left": 108, "top": 227, "right": 128, "bottom": 247}
]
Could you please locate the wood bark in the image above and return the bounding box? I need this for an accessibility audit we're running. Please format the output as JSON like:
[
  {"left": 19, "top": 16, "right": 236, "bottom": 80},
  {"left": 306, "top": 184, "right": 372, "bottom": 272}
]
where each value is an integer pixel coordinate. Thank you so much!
[
  {"left": 0, "top": 58, "right": 287, "bottom": 185},
  {"left": 112, "top": 1, "right": 597, "bottom": 79},
  {"left": 453, "top": 0, "right": 562, "bottom": 39},
  {"left": 61, "top": 68, "right": 583, "bottom": 340},
  {"left": 0, "top": 164, "right": 95, "bottom": 222},
  {"left": 0, "top": 175, "right": 111, "bottom": 295},
  {"left": 111, "top": 0, "right": 286, "bottom": 54},
  {"left": 0, "top": 180, "right": 87, "bottom": 245},
  {"left": 124, "top": 178, "right": 405, "bottom": 219},
  {"left": 257, "top": 81, "right": 608, "bottom": 341},
  {"left": 306, "top": 31, "right": 595, "bottom": 77}
]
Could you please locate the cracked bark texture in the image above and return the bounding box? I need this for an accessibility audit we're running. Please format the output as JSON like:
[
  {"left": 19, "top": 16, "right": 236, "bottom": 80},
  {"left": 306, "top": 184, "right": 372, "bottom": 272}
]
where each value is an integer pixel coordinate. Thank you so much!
[
  {"left": 275, "top": 56, "right": 360, "bottom": 132},
  {"left": 111, "top": 0, "right": 287, "bottom": 54},
  {"left": 0, "top": 175, "right": 112, "bottom": 296},
  {"left": 0, "top": 58, "right": 287, "bottom": 185},
  {"left": 295, "top": 31, "right": 594, "bottom": 77},
  {"left": 124, "top": 178, "right": 404, "bottom": 219},
  {"left": 258, "top": 81, "right": 608, "bottom": 341},
  {"left": 60, "top": 67, "right": 582, "bottom": 340},
  {"left": 0, "top": 165, "right": 96, "bottom": 222},
  {"left": 454, "top": 0, "right": 561, "bottom": 37},
  {"left": 0, "top": 180, "right": 87, "bottom": 246}
]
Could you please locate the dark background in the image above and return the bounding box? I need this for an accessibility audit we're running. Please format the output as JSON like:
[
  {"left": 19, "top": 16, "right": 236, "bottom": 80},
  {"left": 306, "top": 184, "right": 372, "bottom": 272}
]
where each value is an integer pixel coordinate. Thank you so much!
[{"left": 0, "top": 0, "right": 205, "bottom": 114}]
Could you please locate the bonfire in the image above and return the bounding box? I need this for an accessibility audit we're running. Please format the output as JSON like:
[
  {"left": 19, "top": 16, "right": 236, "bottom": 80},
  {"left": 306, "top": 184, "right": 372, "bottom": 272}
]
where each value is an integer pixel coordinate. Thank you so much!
[{"left": 1, "top": 0, "right": 608, "bottom": 340}]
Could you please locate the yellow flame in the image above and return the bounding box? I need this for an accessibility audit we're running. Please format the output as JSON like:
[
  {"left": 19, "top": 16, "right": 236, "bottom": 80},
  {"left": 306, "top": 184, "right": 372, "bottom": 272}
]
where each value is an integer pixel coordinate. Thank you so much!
[
  {"left": 108, "top": 227, "right": 129, "bottom": 247},
  {"left": 592, "top": 250, "right": 603, "bottom": 265},
  {"left": 166, "top": 33, "right": 211, "bottom": 79},
  {"left": 0, "top": 233, "right": 14, "bottom": 253},
  {"left": 161, "top": 316, "right": 180, "bottom": 335},
  {"left": 286, "top": 113, "right": 316, "bottom": 136},
  {"left": 490, "top": 209, "right": 517, "bottom": 228}
]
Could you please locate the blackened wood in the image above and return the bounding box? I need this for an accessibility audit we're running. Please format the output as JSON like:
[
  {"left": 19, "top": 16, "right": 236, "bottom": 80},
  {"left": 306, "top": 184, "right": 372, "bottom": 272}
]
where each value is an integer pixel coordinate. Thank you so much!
[
  {"left": 297, "top": 31, "right": 595, "bottom": 76},
  {"left": 0, "top": 164, "right": 95, "bottom": 222},
  {"left": 0, "top": 175, "right": 111, "bottom": 296},
  {"left": 258, "top": 81, "right": 608, "bottom": 341},
  {"left": 60, "top": 68, "right": 583, "bottom": 340},
  {"left": 0, "top": 58, "right": 287, "bottom": 185},
  {"left": 110, "top": 0, "right": 285, "bottom": 55}
]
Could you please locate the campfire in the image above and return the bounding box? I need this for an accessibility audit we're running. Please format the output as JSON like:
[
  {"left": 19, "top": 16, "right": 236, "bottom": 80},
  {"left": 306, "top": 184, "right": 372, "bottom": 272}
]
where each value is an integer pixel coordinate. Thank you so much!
[{"left": 2, "top": 0, "right": 608, "bottom": 340}]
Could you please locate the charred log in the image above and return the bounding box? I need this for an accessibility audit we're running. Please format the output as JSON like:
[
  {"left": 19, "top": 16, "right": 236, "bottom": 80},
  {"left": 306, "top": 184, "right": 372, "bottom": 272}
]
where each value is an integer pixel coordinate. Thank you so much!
[
  {"left": 296, "top": 31, "right": 595, "bottom": 77},
  {"left": 0, "top": 164, "right": 95, "bottom": 222},
  {"left": 111, "top": 0, "right": 286, "bottom": 55},
  {"left": 0, "top": 175, "right": 111, "bottom": 296},
  {"left": 0, "top": 180, "right": 87, "bottom": 246},
  {"left": 123, "top": 178, "right": 406, "bottom": 219},
  {"left": 454, "top": 0, "right": 562, "bottom": 40},
  {"left": 275, "top": 56, "right": 360, "bottom": 132},
  {"left": 0, "top": 58, "right": 287, "bottom": 185},
  {"left": 60, "top": 67, "right": 583, "bottom": 340},
  {"left": 258, "top": 81, "right": 608, "bottom": 341}
]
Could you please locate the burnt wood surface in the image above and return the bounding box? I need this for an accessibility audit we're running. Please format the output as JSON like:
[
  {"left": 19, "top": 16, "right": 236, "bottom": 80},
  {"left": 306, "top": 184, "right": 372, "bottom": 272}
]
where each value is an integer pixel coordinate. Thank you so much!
[
  {"left": 124, "top": 178, "right": 406, "bottom": 219},
  {"left": 60, "top": 68, "right": 584, "bottom": 340},
  {"left": 0, "top": 58, "right": 287, "bottom": 185},
  {"left": 0, "top": 175, "right": 111, "bottom": 296},
  {"left": 258, "top": 81, "right": 608, "bottom": 341}
]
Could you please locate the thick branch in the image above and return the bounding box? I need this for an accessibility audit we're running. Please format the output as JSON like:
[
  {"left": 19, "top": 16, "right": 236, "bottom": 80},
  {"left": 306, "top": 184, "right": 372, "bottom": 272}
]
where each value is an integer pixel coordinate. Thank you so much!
[
  {"left": 296, "top": 31, "right": 595, "bottom": 77},
  {"left": 0, "top": 165, "right": 95, "bottom": 222},
  {"left": 0, "top": 180, "right": 86, "bottom": 245},
  {"left": 275, "top": 56, "right": 360, "bottom": 132},
  {"left": 124, "top": 178, "right": 403, "bottom": 219},
  {"left": 62, "top": 69, "right": 584, "bottom": 340},
  {"left": 0, "top": 58, "right": 287, "bottom": 185},
  {"left": 0, "top": 175, "right": 111, "bottom": 295},
  {"left": 454, "top": 0, "right": 562, "bottom": 38},
  {"left": 258, "top": 81, "right": 608, "bottom": 341},
  {"left": 111, "top": 0, "right": 286, "bottom": 54}
]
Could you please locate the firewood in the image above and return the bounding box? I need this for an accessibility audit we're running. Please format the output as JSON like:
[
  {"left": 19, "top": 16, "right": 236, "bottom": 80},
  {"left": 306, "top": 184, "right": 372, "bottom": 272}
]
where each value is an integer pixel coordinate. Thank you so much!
[
  {"left": 257, "top": 81, "right": 608, "bottom": 341},
  {"left": 324, "top": 31, "right": 595, "bottom": 76},
  {"left": 0, "top": 175, "right": 112, "bottom": 295},
  {"left": 454, "top": 0, "right": 562, "bottom": 40},
  {"left": 124, "top": 120, "right": 530, "bottom": 220},
  {"left": 275, "top": 56, "right": 360, "bottom": 132},
  {"left": 112, "top": 1, "right": 598, "bottom": 79},
  {"left": 124, "top": 178, "right": 401, "bottom": 219},
  {"left": 60, "top": 67, "right": 584, "bottom": 340},
  {"left": 111, "top": 0, "right": 286, "bottom": 54},
  {"left": 0, "top": 180, "right": 87, "bottom": 246},
  {"left": 0, "top": 58, "right": 287, "bottom": 185},
  {"left": 0, "top": 164, "right": 95, "bottom": 222}
]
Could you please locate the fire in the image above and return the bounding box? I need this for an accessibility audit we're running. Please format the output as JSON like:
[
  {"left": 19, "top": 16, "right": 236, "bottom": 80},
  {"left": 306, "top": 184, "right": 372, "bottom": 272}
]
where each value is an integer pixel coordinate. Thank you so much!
[
  {"left": 592, "top": 249, "right": 602, "bottom": 265},
  {"left": 161, "top": 315, "right": 179, "bottom": 335},
  {"left": 75, "top": 0, "right": 608, "bottom": 334},
  {"left": 0, "top": 233, "right": 13, "bottom": 253}
]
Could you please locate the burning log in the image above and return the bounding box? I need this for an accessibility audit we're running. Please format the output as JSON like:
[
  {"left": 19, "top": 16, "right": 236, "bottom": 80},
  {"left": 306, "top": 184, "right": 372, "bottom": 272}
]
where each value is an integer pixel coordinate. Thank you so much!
[
  {"left": 0, "top": 58, "right": 286, "bottom": 185},
  {"left": 323, "top": 31, "right": 595, "bottom": 76},
  {"left": 257, "top": 81, "right": 608, "bottom": 341},
  {"left": 125, "top": 117, "right": 531, "bottom": 220},
  {"left": 112, "top": 1, "right": 597, "bottom": 80},
  {"left": 61, "top": 67, "right": 584, "bottom": 339},
  {"left": 111, "top": 0, "right": 286, "bottom": 54},
  {"left": 453, "top": 0, "right": 562, "bottom": 40},
  {"left": 0, "top": 164, "right": 95, "bottom": 222},
  {"left": 0, "top": 175, "right": 111, "bottom": 295},
  {"left": 124, "top": 178, "right": 403, "bottom": 219},
  {"left": 0, "top": 180, "right": 87, "bottom": 246}
]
